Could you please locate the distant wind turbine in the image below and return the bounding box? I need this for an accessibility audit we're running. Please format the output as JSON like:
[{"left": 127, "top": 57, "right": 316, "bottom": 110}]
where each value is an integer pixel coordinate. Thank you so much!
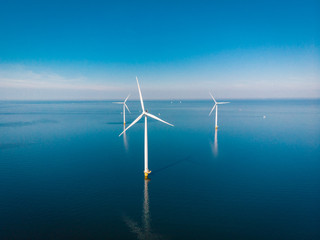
[
  {"left": 209, "top": 92, "right": 230, "bottom": 129},
  {"left": 113, "top": 94, "right": 131, "bottom": 125},
  {"left": 119, "top": 77, "right": 174, "bottom": 178}
]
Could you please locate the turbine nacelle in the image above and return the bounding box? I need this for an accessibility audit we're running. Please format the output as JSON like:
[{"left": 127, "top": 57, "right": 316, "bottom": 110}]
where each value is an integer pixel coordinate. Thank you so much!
[
  {"left": 113, "top": 94, "right": 131, "bottom": 113},
  {"left": 113, "top": 94, "right": 131, "bottom": 125},
  {"left": 119, "top": 77, "right": 173, "bottom": 137},
  {"left": 209, "top": 92, "right": 230, "bottom": 115},
  {"left": 209, "top": 92, "right": 230, "bottom": 129}
]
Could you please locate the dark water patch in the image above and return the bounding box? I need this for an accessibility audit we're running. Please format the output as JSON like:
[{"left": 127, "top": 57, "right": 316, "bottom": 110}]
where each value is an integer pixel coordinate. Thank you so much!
[
  {"left": 0, "top": 143, "right": 24, "bottom": 150},
  {"left": 0, "top": 119, "right": 58, "bottom": 127},
  {"left": 0, "top": 142, "right": 34, "bottom": 150},
  {"left": 106, "top": 121, "right": 142, "bottom": 125},
  {"left": 106, "top": 122, "right": 126, "bottom": 125}
]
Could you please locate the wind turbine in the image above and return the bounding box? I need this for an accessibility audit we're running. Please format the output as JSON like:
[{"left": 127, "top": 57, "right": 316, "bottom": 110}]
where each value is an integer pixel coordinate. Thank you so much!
[
  {"left": 113, "top": 94, "right": 131, "bottom": 125},
  {"left": 119, "top": 77, "right": 174, "bottom": 178},
  {"left": 209, "top": 92, "right": 230, "bottom": 129}
]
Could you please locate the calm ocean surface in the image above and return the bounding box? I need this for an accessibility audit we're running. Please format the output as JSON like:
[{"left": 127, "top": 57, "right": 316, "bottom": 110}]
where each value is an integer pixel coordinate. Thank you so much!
[{"left": 0, "top": 100, "right": 319, "bottom": 239}]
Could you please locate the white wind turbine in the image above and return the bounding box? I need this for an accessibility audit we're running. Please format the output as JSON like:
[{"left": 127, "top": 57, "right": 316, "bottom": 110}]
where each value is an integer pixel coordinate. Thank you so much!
[
  {"left": 209, "top": 92, "right": 230, "bottom": 129},
  {"left": 119, "top": 77, "right": 174, "bottom": 177},
  {"left": 113, "top": 95, "right": 131, "bottom": 125}
]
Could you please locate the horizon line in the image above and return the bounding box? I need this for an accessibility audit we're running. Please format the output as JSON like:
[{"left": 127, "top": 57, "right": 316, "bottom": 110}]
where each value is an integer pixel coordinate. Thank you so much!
[{"left": 0, "top": 97, "right": 319, "bottom": 102}]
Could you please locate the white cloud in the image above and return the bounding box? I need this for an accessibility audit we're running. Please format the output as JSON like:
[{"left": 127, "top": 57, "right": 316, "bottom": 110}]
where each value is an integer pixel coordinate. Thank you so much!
[
  {"left": 0, "top": 70, "right": 120, "bottom": 91},
  {"left": 0, "top": 46, "right": 319, "bottom": 100}
]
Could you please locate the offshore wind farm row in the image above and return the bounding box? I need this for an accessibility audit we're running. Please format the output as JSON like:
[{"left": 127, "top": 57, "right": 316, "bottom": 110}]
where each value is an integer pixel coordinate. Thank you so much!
[{"left": 115, "top": 77, "right": 230, "bottom": 178}]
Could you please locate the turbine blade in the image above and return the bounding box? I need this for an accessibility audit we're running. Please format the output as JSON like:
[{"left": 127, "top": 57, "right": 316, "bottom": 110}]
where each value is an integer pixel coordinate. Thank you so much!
[
  {"left": 136, "top": 77, "right": 145, "bottom": 112},
  {"left": 209, "top": 104, "right": 216, "bottom": 116},
  {"left": 124, "top": 103, "right": 131, "bottom": 113},
  {"left": 209, "top": 92, "right": 217, "bottom": 104},
  {"left": 124, "top": 94, "right": 130, "bottom": 103},
  {"left": 217, "top": 102, "right": 230, "bottom": 104},
  {"left": 145, "top": 112, "right": 174, "bottom": 127},
  {"left": 119, "top": 113, "right": 144, "bottom": 136},
  {"left": 112, "top": 102, "right": 123, "bottom": 104}
]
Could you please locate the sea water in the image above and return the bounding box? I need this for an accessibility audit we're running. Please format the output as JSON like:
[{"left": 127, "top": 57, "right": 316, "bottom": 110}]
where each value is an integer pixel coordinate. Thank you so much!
[{"left": 0, "top": 100, "right": 319, "bottom": 239}]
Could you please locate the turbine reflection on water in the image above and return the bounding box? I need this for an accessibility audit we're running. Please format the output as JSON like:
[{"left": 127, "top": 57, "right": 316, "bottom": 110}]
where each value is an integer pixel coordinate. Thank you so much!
[
  {"left": 214, "top": 129, "right": 218, "bottom": 157},
  {"left": 210, "top": 129, "right": 218, "bottom": 157},
  {"left": 123, "top": 125, "right": 128, "bottom": 152},
  {"left": 124, "top": 178, "right": 164, "bottom": 240},
  {"left": 143, "top": 178, "right": 151, "bottom": 238}
]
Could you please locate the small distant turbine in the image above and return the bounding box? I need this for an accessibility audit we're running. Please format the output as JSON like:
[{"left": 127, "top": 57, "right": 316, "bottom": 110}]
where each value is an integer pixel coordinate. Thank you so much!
[
  {"left": 209, "top": 92, "right": 230, "bottom": 129},
  {"left": 120, "top": 77, "right": 174, "bottom": 178},
  {"left": 113, "top": 95, "right": 131, "bottom": 125}
]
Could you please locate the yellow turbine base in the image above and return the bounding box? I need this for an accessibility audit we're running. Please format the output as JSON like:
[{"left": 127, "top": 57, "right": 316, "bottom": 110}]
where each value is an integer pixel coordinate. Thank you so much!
[
  {"left": 215, "top": 126, "right": 218, "bottom": 129},
  {"left": 144, "top": 170, "right": 151, "bottom": 177}
]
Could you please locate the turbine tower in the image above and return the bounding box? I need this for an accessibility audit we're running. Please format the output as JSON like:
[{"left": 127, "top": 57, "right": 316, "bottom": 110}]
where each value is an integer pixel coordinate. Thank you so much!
[
  {"left": 113, "top": 94, "right": 131, "bottom": 125},
  {"left": 120, "top": 77, "right": 174, "bottom": 177},
  {"left": 209, "top": 92, "right": 230, "bottom": 129}
]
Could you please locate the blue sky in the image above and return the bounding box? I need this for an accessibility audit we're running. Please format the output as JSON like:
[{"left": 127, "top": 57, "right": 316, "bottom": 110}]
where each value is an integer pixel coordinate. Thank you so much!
[{"left": 0, "top": 0, "right": 319, "bottom": 99}]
